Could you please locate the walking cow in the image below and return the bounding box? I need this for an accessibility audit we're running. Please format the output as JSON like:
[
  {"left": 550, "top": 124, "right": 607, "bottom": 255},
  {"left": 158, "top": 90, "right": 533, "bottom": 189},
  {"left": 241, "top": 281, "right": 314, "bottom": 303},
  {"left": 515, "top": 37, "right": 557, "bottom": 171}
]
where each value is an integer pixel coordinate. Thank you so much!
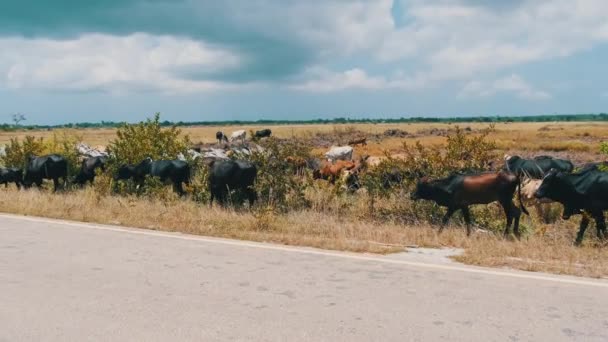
[
  {"left": 74, "top": 156, "right": 107, "bottom": 185},
  {"left": 23, "top": 154, "right": 69, "bottom": 192},
  {"left": 535, "top": 168, "right": 608, "bottom": 245},
  {"left": 0, "top": 167, "right": 23, "bottom": 189},
  {"left": 254, "top": 129, "right": 272, "bottom": 139},
  {"left": 208, "top": 160, "right": 257, "bottom": 206},
  {"left": 411, "top": 171, "right": 528, "bottom": 237},
  {"left": 115, "top": 158, "right": 191, "bottom": 196}
]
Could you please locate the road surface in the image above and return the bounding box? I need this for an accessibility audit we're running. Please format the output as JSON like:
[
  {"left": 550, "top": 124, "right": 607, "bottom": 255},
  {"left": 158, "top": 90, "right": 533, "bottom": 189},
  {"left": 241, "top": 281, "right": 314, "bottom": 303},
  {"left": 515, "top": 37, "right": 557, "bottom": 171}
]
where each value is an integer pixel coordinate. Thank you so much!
[{"left": 1, "top": 214, "right": 608, "bottom": 341}]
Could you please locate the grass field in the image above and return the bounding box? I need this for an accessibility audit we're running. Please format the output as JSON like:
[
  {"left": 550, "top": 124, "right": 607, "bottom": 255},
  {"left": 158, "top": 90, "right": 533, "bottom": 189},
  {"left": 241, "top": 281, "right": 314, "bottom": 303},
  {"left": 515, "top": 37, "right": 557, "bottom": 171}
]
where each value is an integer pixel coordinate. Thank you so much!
[{"left": 1, "top": 121, "right": 608, "bottom": 278}]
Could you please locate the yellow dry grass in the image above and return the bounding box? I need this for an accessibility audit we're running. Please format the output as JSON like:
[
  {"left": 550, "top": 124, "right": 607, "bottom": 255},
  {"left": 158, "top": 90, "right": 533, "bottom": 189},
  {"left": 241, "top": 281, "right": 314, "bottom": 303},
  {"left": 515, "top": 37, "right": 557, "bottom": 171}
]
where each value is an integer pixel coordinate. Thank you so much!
[
  {"left": 1, "top": 121, "right": 607, "bottom": 157},
  {"left": 1, "top": 187, "right": 608, "bottom": 278}
]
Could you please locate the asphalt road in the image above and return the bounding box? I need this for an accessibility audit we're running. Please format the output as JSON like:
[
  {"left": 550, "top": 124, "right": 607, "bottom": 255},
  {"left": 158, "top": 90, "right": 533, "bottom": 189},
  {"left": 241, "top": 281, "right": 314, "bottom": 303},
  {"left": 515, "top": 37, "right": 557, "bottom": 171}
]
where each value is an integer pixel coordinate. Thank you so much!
[{"left": 2, "top": 214, "right": 608, "bottom": 341}]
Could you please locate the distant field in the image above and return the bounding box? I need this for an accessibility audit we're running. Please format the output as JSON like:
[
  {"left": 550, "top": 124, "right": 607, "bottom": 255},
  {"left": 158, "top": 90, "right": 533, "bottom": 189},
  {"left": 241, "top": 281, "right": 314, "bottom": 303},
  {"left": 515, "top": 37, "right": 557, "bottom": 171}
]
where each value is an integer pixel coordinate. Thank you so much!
[{"left": 1, "top": 121, "right": 607, "bottom": 162}]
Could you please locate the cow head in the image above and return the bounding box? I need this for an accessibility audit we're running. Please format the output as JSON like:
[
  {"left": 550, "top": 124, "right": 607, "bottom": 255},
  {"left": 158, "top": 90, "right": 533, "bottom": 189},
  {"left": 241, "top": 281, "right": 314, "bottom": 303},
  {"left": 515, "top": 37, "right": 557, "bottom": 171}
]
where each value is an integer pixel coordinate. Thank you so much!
[
  {"left": 534, "top": 169, "right": 560, "bottom": 200},
  {"left": 410, "top": 178, "right": 431, "bottom": 201},
  {"left": 114, "top": 164, "right": 135, "bottom": 181}
]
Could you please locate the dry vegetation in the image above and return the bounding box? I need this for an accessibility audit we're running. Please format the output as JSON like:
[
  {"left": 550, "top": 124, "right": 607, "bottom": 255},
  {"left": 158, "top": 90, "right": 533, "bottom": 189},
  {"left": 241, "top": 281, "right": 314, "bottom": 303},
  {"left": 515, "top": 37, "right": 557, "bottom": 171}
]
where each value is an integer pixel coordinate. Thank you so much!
[
  {"left": 1, "top": 187, "right": 607, "bottom": 278},
  {"left": 2, "top": 121, "right": 608, "bottom": 278}
]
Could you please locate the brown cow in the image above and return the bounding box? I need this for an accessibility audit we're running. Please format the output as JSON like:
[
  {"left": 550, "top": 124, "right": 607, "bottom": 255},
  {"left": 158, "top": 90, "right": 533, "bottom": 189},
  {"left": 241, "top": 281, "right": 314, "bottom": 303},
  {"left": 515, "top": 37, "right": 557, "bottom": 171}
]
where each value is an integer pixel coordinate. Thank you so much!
[
  {"left": 313, "top": 160, "right": 356, "bottom": 183},
  {"left": 347, "top": 137, "right": 367, "bottom": 147},
  {"left": 411, "top": 171, "right": 528, "bottom": 237},
  {"left": 285, "top": 156, "right": 308, "bottom": 176}
]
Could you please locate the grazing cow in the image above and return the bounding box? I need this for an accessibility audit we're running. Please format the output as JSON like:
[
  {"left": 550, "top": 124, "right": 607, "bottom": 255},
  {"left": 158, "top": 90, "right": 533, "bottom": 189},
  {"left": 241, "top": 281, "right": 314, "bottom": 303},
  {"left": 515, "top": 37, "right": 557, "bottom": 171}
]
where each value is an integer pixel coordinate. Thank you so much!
[
  {"left": 215, "top": 132, "right": 228, "bottom": 145},
  {"left": 230, "top": 130, "right": 247, "bottom": 143},
  {"left": 313, "top": 160, "right": 356, "bottom": 184},
  {"left": 115, "top": 158, "right": 191, "bottom": 195},
  {"left": 347, "top": 137, "right": 367, "bottom": 147},
  {"left": 23, "top": 154, "right": 68, "bottom": 192},
  {"left": 411, "top": 171, "right": 528, "bottom": 237},
  {"left": 535, "top": 168, "right": 608, "bottom": 245},
  {"left": 285, "top": 156, "right": 307, "bottom": 176},
  {"left": 0, "top": 167, "right": 23, "bottom": 189},
  {"left": 325, "top": 146, "right": 353, "bottom": 162},
  {"left": 208, "top": 160, "right": 257, "bottom": 206},
  {"left": 504, "top": 155, "right": 573, "bottom": 178},
  {"left": 254, "top": 129, "right": 272, "bottom": 139},
  {"left": 74, "top": 156, "right": 107, "bottom": 185}
]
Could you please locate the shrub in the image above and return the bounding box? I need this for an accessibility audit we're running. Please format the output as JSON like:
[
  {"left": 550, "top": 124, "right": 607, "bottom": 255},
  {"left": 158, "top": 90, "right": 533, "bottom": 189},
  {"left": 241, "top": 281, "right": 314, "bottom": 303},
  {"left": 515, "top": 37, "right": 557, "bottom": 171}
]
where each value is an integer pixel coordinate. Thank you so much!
[
  {"left": 106, "top": 113, "right": 191, "bottom": 196},
  {"left": 1, "top": 132, "right": 82, "bottom": 178},
  {"left": 246, "top": 137, "right": 315, "bottom": 212}
]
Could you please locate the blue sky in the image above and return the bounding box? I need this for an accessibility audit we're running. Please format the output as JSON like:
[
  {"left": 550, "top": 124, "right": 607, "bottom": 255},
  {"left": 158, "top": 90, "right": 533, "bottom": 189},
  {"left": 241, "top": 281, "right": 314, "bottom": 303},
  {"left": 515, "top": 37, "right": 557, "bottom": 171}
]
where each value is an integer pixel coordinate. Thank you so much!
[{"left": 0, "top": 0, "right": 607, "bottom": 124}]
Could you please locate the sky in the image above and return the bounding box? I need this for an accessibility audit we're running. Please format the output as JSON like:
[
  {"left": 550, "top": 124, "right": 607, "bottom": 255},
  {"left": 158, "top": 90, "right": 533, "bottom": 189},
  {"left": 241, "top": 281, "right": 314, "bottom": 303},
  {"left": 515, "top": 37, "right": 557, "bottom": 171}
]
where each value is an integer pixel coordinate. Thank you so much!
[{"left": 0, "top": 0, "right": 607, "bottom": 125}]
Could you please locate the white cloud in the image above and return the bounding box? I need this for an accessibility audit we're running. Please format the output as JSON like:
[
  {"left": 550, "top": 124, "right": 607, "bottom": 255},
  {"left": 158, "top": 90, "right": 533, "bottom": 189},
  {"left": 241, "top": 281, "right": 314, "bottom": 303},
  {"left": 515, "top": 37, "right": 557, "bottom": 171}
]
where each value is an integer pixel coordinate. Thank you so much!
[
  {"left": 0, "top": 34, "right": 242, "bottom": 94},
  {"left": 290, "top": 67, "right": 427, "bottom": 92},
  {"left": 460, "top": 74, "right": 551, "bottom": 100}
]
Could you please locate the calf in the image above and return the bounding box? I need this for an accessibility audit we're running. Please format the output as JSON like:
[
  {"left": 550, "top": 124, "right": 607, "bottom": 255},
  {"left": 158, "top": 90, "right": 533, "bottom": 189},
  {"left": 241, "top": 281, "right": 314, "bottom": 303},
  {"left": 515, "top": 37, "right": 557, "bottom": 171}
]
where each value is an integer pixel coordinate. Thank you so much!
[
  {"left": 0, "top": 167, "right": 23, "bottom": 189},
  {"left": 535, "top": 168, "right": 608, "bottom": 245},
  {"left": 23, "top": 154, "right": 68, "bottom": 192},
  {"left": 115, "top": 158, "right": 191, "bottom": 195},
  {"left": 411, "top": 171, "right": 528, "bottom": 237},
  {"left": 208, "top": 160, "right": 257, "bottom": 206},
  {"left": 313, "top": 160, "right": 356, "bottom": 184}
]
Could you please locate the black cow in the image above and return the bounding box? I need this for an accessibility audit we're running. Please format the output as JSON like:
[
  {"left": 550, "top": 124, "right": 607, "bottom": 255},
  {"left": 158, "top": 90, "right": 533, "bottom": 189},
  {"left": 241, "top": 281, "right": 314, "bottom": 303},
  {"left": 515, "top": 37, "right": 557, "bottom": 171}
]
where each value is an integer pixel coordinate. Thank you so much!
[
  {"left": 0, "top": 167, "right": 23, "bottom": 189},
  {"left": 411, "top": 171, "right": 528, "bottom": 237},
  {"left": 254, "top": 129, "right": 272, "bottom": 139},
  {"left": 216, "top": 131, "right": 228, "bottom": 144},
  {"left": 23, "top": 154, "right": 68, "bottom": 192},
  {"left": 115, "top": 158, "right": 191, "bottom": 195},
  {"left": 209, "top": 160, "right": 257, "bottom": 206},
  {"left": 74, "top": 156, "right": 107, "bottom": 185},
  {"left": 504, "top": 155, "right": 573, "bottom": 179},
  {"left": 535, "top": 168, "right": 608, "bottom": 245}
]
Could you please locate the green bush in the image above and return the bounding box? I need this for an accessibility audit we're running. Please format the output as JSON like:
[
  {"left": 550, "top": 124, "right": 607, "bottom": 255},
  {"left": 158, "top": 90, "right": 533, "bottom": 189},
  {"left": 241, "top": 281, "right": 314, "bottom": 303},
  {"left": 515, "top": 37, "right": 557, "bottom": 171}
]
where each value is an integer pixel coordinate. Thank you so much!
[{"left": 107, "top": 113, "right": 191, "bottom": 196}]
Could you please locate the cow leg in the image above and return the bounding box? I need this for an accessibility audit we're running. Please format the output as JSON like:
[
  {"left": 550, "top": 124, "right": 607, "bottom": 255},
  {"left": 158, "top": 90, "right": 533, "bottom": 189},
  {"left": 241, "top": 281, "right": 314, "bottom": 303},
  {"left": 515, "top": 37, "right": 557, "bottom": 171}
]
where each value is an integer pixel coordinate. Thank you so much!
[
  {"left": 575, "top": 214, "right": 591, "bottom": 246},
  {"left": 511, "top": 203, "right": 522, "bottom": 239},
  {"left": 439, "top": 207, "right": 456, "bottom": 234},
  {"left": 460, "top": 206, "right": 473, "bottom": 236},
  {"left": 501, "top": 201, "right": 520, "bottom": 239},
  {"left": 246, "top": 188, "right": 256, "bottom": 207},
  {"left": 593, "top": 211, "right": 606, "bottom": 241}
]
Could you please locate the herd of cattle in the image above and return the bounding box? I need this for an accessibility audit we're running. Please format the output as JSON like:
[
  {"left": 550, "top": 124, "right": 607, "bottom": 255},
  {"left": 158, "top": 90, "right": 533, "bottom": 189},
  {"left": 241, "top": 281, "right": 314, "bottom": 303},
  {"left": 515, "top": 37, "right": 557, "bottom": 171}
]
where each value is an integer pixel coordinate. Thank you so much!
[{"left": 1, "top": 130, "right": 608, "bottom": 245}]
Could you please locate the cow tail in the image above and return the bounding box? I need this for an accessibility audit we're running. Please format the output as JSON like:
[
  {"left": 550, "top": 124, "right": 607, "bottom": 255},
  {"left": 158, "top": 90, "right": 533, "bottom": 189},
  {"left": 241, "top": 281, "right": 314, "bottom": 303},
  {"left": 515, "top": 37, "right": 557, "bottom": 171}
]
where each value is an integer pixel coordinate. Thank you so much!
[{"left": 517, "top": 173, "right": 530, "bottom": 216}]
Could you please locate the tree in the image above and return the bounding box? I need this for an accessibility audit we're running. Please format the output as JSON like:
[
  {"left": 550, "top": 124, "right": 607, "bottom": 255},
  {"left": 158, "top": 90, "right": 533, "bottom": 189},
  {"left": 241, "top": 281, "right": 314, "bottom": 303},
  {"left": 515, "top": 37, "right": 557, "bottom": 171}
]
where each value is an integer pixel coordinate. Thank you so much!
[{"left": 11, "top": 113, "right": 26, "bottom": 127}]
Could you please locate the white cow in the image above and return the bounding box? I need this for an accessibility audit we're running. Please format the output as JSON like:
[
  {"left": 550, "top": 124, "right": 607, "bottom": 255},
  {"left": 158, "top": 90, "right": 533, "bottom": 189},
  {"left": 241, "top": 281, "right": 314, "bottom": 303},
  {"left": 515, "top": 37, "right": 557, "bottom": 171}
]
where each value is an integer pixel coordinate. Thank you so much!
[
  {"left": 518, "top": 178, "right": 555, "bottom": 223},
  {"left": 230, "top": 130, "right": 247, "bottom": 143},
  {"left": 325, "top": 146, "right": 354, "bottom": 162},
  {"left": 76, "top": 143, "right": 109, "bottom": 158}
]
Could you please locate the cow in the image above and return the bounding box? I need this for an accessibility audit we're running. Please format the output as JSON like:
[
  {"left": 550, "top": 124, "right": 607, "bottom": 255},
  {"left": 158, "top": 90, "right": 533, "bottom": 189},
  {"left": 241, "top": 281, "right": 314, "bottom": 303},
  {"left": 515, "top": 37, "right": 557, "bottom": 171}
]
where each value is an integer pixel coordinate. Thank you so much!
[
  {"left": 73, "top": 156, "right": 107, "bottom": 186},
  {"left": 313, "top": 160, "right": 356, "bottom": 184},
  {"left": 347, "top": 137, "right": 367, "bottom": 147},
  {"left": 208, "top": 159, "right": 257, "bottom": 206},
  {"left": 216, "top": 132, "right": 228, "bottom": 145},
  {"left": 518, "top": 178, "right": 555, "bottom": 223},
  {"left": 114, "top": 158, "right": 191, "bottom": 196},
  {"left": 504, "top": 155, "right": 573, "bottom": 178},
  {"left": 325, "top": 146, "right": 354, "bottom": 163},
  {"left": 535, "top": 168, "right": 608, "bottom": 245},
  {"left": 411, "top": 171, "right": 528, "bottom": 237},
  {"left": 254, "top": 129, "right": 272, "bottom": 139},
  {"left": 0, "top": 167, "right": 23, "bottom": 189},
  {"left": 285, "top": 156, "right": 307, "bottom": 176},
  {"left": 230, "top": 130, "right": 247, "bottom": 143},
  {"left": 23, "top": 154, "right": 69, "bottom": 192}
]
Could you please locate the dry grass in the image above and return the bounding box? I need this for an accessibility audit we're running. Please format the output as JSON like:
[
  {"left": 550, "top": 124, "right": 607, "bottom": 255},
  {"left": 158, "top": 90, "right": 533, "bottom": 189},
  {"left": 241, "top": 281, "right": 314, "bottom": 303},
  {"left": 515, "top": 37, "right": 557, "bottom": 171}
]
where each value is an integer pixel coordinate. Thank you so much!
[
  {"left": 2, "top": 187, "right": 608, "bottom": 278},
  {"left": 2, "top": 121, "right": 607, "bottom": 159}
]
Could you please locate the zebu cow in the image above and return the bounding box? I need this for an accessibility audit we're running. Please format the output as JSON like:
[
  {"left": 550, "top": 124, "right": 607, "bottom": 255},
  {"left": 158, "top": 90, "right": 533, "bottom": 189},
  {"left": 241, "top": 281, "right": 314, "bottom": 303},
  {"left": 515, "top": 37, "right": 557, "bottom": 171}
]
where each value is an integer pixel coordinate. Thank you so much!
[
  {"left": 115, "top": 158, "right": 191, "bottom": 195},
  {"left": 0, "top": 167, "right": 23, "bottom": 189},
  {"left": 325, "top": 146, "right": 353, "bottom": 162},
  {"left": 208, "top": 160, "right": 257, "bottom": 206},
  {"left": 535, "top": 168, "right": 608, "bottom": 245},
  {"left": 230, "top": 130, "right": 247, "bottom": 143},
  {"left": 23, "top": 154, "right": 69, "bottom": 192},
  {"left": 411, "top": 171, "right": 528, "bottom": 237}
]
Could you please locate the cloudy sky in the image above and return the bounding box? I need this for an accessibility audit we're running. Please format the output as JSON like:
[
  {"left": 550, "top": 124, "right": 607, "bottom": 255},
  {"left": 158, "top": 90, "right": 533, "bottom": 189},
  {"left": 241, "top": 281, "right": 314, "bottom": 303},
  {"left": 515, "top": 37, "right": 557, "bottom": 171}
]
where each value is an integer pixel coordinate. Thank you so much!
[{"left": 1, "top": 0, "right": 607, "bottom": 124}]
